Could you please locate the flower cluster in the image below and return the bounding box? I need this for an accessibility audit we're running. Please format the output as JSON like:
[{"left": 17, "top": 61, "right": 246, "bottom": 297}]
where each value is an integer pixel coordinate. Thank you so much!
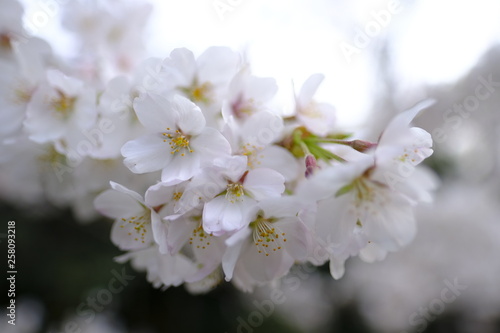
[{"left": 0, "top": 0, "right": 437, "bottom": 292}]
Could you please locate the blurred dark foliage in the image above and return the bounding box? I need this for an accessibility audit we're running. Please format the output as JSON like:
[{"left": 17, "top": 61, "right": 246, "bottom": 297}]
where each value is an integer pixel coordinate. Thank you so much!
[{"left": 1, "top": 201, "right": 496, "bottom": 333}]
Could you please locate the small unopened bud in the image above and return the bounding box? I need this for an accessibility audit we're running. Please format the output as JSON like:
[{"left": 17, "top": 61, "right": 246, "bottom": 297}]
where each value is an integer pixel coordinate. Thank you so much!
[
  {"left": 305, "top": 155, "right": 319, "bottom": 178},
  {"left": 351, "top": 140, "right": 377, "bottom": 152}
]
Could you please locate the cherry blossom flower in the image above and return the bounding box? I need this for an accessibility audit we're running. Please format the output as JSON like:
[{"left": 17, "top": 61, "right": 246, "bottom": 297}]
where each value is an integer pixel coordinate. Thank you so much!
[
  {"left": 116, "top": 244, "right": 197, "bottom": 289},
  {"left": 197, "top": 156, "right": 286, "bottom": 236},
  {"left": 295, "top": 73, "right": 337, "bottom": 136},
  {"left": 222, "top": 197, "right": 312, "bottom": 291},
  {"left": 121, "top": 93, "right": 232, "bottom": 184},
  {"left": 298, "top": 101, "right": 437, "bottom": 279},
  {"left": 24, "top": 69, "right": 97, "bottom": 155},
  {"left": 94, "top": 181, "right": 159, "bottom": 251}
]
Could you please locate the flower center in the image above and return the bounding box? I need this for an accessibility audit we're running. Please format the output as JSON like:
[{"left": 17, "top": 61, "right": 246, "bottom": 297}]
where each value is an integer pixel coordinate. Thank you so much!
[
  {"left": 0, "top": 33, "right": 12, "bottom": 50},
  {"left": 250, "top": 215, "right": 285, "bottom": 257},
  {"left": 162, "top": 128, "right": 194, "bottom": 156},
  {"left": 300, "top": 101, "right": 323, "bottom": 118},
  {"left": 240, "top": 143, "right": 264, "bottom": 169},
  {"left": 120, "top": 212, "right": 150, "bottom": 244},
  {"left": 353, "top": 177, "right": 376, "bottom": 204},
  {"left": 51, "top": 89, "right": 76, "bottom": 120},
  {"left": 225, "top": 183, "right": 245, "bottom": 203},
  {"left": 232, "top": 95, "right": 257, "bottom": 118},
  {"left": 189, "top": 223, "right": 213, "bottom": 250},
  {"left": 179, "top": 79, "right": 213, "bottom": 104}
]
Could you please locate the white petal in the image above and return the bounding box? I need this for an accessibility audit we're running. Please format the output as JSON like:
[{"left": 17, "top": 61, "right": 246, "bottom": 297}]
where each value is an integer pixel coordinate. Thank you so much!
[
  {"left": 222, "top": 228, "right": 251, "bottom": 281},
  {"left": 166, "top": 218, "right": 193, "bottom": 254},
  {"left": 121, "top": 134, "right": 171, "bottom": 174},
  {"left": 298, "top": 102, "right": 336, "bottom": 137},
  {"left": 162, "top": 48, "right": 196, "bottom": 87},
  {"left": 160, "top": 151, "right": 201, "bottom": 183},
  {"left": 94, "top": 189, "right": 143, "bottom": 219},
  {"left": 109, "top": 181, "right": 145, "bottom": 204},
  {"left": 274, "top": 218, "right": 310, "bottom": 261},
  {"left": 202, "top": 196, "right": 227, "bottom": 235},
  {"left": 244, "top": 168, "right": 285, "bottom": 200},
  {"left": 378, "top": 99, "right": 435, "bottom": 147},
  {"left": 151, "top": 212, "right": 169, "bottom": 253},
  {"left": 133, "top": 93, "right": 176, "bottom": 131},
  {"left": 197, "top": 46, "right": 240, "bottom": 86},
  {"left": 190, "top": 127, "right": 232, "bottom": 162},
  {"left": 298, "top": 73, "right": 324, "bottom": 106},
  {"left": 329, "top": 254, "right": 347, "bottom": 279},
  {"left": 244, "top": 75, "right": 278, "bottom": 103},
  {"left": 359, "top": 242, "right": 388, "bottom": 263},
  {"left": 145, "top": 181, "right": 175, "bottom": 207},
  {"left": 173, "top": 95, "right": 206, "bottom": 135},
  {"left": 241, "top": 111, "right": 284, "bottom": 147},
  {"left": 110, "top": 214, "right": 153, "bottom": 251},
  {"left": 255, "top": 145, "right": 299, "bottom": 182}
]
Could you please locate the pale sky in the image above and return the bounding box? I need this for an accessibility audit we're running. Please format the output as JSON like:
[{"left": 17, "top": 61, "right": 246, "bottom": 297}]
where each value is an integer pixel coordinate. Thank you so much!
[{"left": 19, "top": 0, "right": 500, "bottom": 128}]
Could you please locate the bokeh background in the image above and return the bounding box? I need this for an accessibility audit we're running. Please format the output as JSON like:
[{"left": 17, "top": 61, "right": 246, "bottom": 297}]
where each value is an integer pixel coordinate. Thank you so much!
[{"left": 2, "top": 0, "right": 500, "bottom": 332}]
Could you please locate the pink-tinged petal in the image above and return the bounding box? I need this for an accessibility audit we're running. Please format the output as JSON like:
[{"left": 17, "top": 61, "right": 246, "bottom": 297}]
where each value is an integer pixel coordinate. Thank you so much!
[
  {"left": 244, "top": 168, "right": 285, "bottom": 200},
  {"left": 160, "top": 151, "right": 201, "bottom": 183},
  {"left": 121, "top": 134, "right": 171, "bottom": 174},
  {"left": 94, "top": 188, "right": 143, "bottom": 219},
  {"left": 222, "top": 228, "right": 251, "bottom": 280},
  {"left": 298, "top": 73, "right": 324, "bottom": 106},
  {"left": 133, "top": 93, "right": 176, "bottom": 131},
  {"left": 173, "top": 95, "right": 206, "bottom": 135},
  {"left": 190, "top": 127, "right": 232, "bottom": 162},
  {"left": 109, "top": 181, "right": 145, "bottom": 204}
]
